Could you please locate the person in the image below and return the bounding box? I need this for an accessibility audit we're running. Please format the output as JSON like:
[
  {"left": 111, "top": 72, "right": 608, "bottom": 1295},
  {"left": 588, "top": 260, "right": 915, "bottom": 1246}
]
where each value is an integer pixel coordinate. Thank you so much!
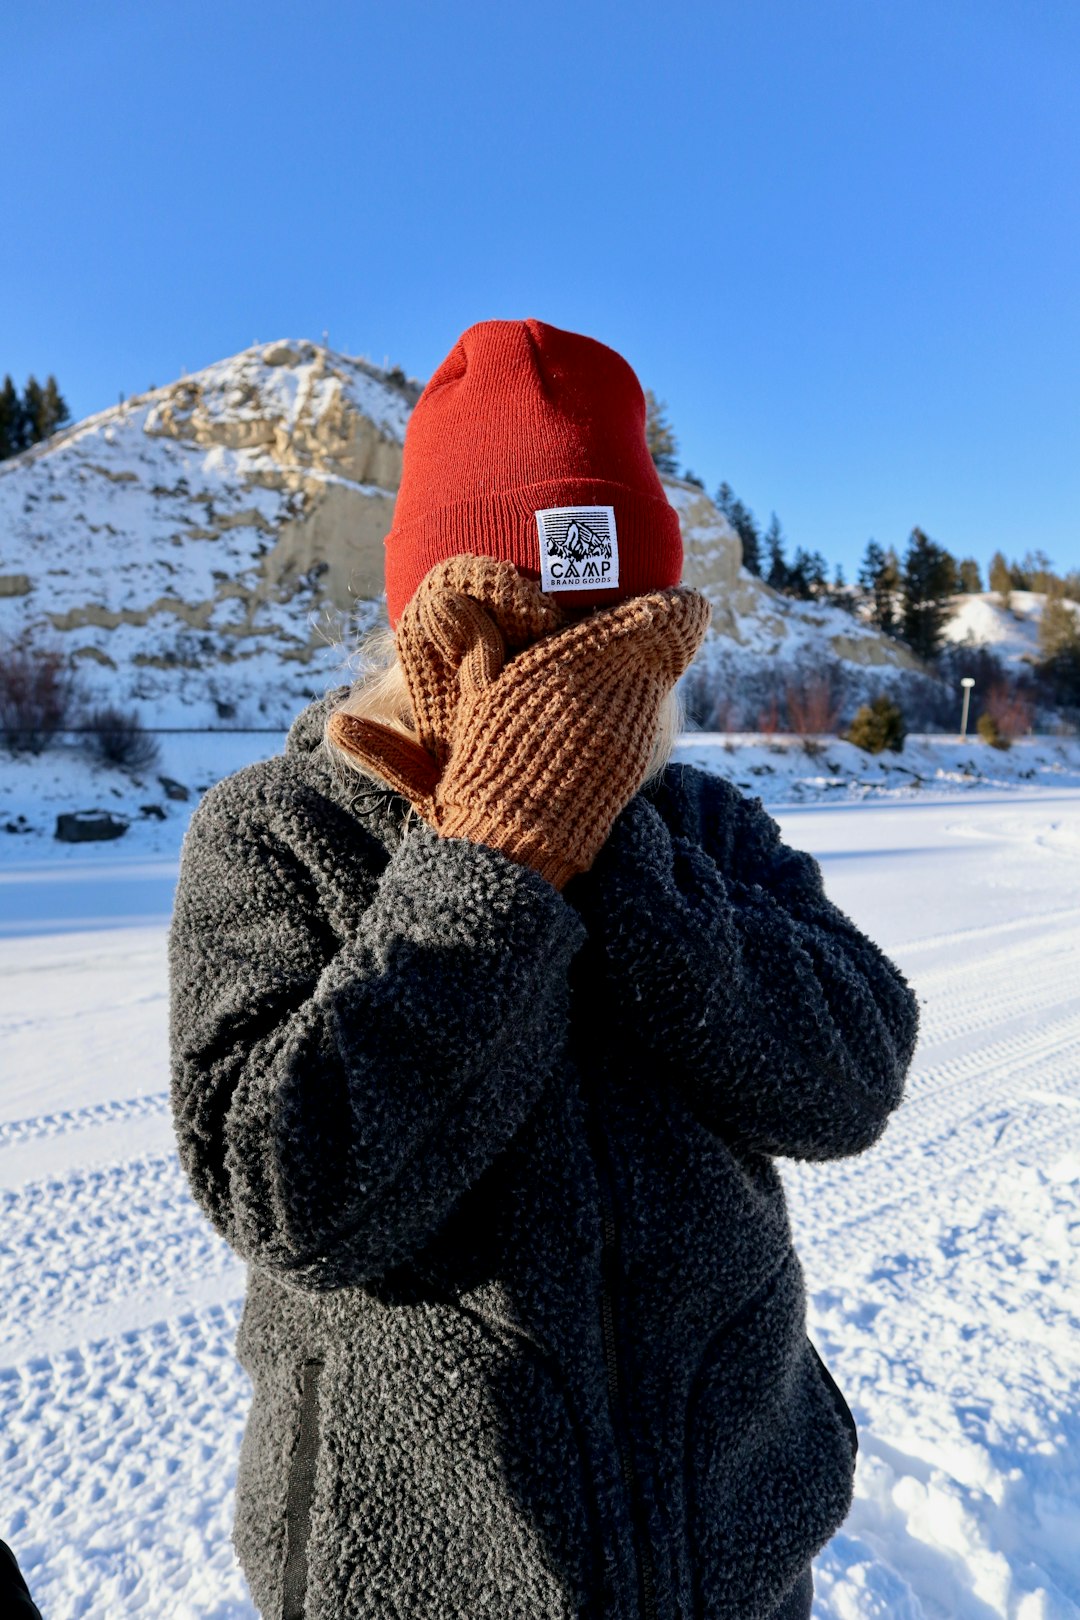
[{"left": 169, "top": 318, "right": 919, "bottom": 1620}]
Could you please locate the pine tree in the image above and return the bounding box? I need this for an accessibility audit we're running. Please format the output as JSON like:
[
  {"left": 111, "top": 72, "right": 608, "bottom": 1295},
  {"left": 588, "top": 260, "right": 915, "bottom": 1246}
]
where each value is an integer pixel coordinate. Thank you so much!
[
  {"left": 957, "top": 557, "right": 983, "bottom": 593},
  {"left": 846, "top": 694, "right": 907, "bottom": 753},
  {"left": 988, "top": 550, "right": 1012, "bottom": 608},
  {"left": 643, "top": 390, "right": 679, "bottom": 476},
  {"left": 900, "top": 527, "right": 957, "bottom": 661},
  {"left": 0, "top": 375, "right": 25, "bottom": 459},
  {"left": 784, "top": 549, "right": 807, "bottom": 597},
  {"left": 829, "top": 562, "right": 857, "bottom": 615},
  {"left": 712, "top": 485, "right": 762, "bottom": 576},
  {"left": 21, "top": 376, "right": 45, "bottom": 444},
  {"left": 1017, "top": 549, "right": 1054, "bottom": 593},
  {"left": 803, "top": 549, "right": 829, "bottom": 594},
  {"left": 858, "top": 539, "right": 901, "bottom": 635},
  {"left": 38, "top": 375, "right": 70, "bottom": 439},
  {"left": 728, "top": 499, "right": 762, "bottom": 577},
  {"left": 765, "top": 514, "right": 789, "bottom": 592},
  {"left": 1038, "top": 583, "right": 1080, "bottom": 661},
  {"left": 858, "top": 540, "right": 885, "bottom": 594}
]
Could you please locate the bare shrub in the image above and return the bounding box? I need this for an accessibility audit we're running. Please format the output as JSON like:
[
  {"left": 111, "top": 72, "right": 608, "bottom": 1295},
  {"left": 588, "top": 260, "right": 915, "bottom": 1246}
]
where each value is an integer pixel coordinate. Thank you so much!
[
  {"left": 785, "top": 671, "right": 840, "bottom": 736},
  {"left": 703, "top": 692, "right": 741, "bottom": 731},
  {"left": 83, "top": 706, "right": 161, "bottom": 771},
  {"left": 0, "top": 635, "right": 79, "bottom": 753},
  {"left": 677, "top": 663, "right": 714, "bottom": 730},
  {"left": 983, "top": 681, "right": 1033, "bottom": 741},
  {"left": 755, "top": 694, "right": 782, "bottom": 736}
]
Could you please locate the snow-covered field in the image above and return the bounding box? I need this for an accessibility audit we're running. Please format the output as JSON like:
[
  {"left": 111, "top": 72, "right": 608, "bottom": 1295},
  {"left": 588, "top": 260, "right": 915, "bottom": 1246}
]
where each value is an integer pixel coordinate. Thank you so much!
[{"left": 1, "top": 747, "right": 1078, "bottom": 1619}]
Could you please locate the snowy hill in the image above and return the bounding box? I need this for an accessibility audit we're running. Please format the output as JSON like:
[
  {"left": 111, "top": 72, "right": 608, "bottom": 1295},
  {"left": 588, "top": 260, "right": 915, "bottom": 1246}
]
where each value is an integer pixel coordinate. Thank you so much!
[
  {"left": 0, "top": 342, "right": 922, "bottom": 730},
  {"left": 942, "top": 590, "right": 1080, "bottom": 669},
  {"left": 0, "top": 341, "right": 414, "bottom": 727}
]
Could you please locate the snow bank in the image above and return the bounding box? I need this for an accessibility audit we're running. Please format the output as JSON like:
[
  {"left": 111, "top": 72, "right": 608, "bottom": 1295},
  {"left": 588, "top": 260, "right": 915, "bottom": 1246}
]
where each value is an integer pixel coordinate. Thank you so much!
[{"left": 673, "top": 732, "right": 1080, "bottom": 804}]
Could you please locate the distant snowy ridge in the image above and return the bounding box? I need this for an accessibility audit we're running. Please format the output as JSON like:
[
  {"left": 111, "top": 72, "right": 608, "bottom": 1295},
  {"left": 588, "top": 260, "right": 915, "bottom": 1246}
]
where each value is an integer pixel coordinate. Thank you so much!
[{"left": 942, "top": 589, "right": 1080, "bottom": 668}]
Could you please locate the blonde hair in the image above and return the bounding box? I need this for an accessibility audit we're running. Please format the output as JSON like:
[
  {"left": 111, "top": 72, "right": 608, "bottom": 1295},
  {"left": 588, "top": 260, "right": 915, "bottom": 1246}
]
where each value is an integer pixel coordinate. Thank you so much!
[{"left": 326, "top": 625, "right": 683, "bottom": 788}]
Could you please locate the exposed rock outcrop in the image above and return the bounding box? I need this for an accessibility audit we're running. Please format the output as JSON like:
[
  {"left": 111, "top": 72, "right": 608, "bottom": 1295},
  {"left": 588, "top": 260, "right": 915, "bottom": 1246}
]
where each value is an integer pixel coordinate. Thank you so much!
[{"left": 0, "top": 342, "right": 415, "bottom": 724}]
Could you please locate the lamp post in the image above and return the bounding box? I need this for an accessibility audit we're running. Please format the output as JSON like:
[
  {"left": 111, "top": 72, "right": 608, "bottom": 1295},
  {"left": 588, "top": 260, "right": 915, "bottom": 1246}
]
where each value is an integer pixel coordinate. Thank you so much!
[{"left": 960, "top": 677, "right": 975, "bottom": 739}]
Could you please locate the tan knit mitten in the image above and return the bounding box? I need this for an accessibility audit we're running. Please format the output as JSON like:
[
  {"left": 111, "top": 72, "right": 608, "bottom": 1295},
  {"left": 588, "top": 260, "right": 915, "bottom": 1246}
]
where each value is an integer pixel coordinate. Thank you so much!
[
  {"left": 395, "top": 555, "right": 567, "bottom": 769},
  {"left": 328, "top": 558, "right": 711, "bottom": 889}
]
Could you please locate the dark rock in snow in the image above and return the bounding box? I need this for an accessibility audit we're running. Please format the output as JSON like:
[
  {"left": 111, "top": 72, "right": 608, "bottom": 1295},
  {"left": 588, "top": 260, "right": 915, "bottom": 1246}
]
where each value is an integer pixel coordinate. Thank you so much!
[
  {"left": 55, "top": 810, "right": 129, "bottom": 842},
  {"left": 140, "top": 804, "right": 168, "bottom": 820},
  {"left": 158, "top": 777, "right": 191, "bottom": 802}
]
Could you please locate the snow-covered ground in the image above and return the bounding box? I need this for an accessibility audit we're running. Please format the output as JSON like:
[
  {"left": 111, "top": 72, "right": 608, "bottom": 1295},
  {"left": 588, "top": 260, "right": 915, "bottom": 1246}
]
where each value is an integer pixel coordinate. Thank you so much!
[
  {"left": 4, "top": 730, "right": 1080, "bottom": 875},
  {"left": 1, "top": 746, "right": 1078, "bottom": 1619}
]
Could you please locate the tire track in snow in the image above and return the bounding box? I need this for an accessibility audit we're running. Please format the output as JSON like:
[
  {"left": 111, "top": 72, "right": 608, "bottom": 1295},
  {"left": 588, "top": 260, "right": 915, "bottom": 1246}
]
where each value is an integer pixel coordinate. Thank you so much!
[
  {"left": 787, "top": 1011, "right": 1080, "bottom": 1244},
  {"left": 0, "top": 1303, "right": 256, "bottom": 1620},
  {"left": 0, "top": 1153, "right": 240, "bottom": 1361},
  {"left": 903, "top": 1002, "right": 1080, "bottom": 1114},
  {"left": 787, "top": 893, "right": 1080, "bottom": 1253},
  {"left": 891, "top": 901, "right": 1080, "bottom": 956},
  {"left": 0, "top": 989, "right": 164, "bottom": 1039},
  {"left": 914, "top": 973, "right": 1076, "bottom": 1054},
  {"left": 0, "top": 1093, "right": 170, "bottom": 1147}
]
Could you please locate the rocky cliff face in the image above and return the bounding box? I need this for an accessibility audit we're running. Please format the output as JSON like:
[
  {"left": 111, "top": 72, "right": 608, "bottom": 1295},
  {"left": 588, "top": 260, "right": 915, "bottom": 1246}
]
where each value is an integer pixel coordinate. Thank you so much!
[
  {"left": 0, "top": 340, "right": 920, "bottom": 729},
  {"left": 0, "top": 342, "right": 413, "bottom": 725}
]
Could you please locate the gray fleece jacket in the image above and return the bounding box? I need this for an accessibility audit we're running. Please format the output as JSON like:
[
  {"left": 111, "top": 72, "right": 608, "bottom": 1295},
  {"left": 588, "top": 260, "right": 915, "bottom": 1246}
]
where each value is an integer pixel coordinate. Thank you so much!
[{"left": 168, "top": 688, "right": 919, "bottom": 1620}]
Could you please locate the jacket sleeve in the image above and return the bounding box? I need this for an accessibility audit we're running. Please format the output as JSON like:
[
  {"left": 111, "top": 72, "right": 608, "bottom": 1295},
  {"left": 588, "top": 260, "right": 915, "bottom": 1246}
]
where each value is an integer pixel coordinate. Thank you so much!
[
  {"left": 569, "top": 768, "right": 919, "bottom": 1161},
  {"left": 168, "top": 778, "right": 586, "bottom": 1291}
]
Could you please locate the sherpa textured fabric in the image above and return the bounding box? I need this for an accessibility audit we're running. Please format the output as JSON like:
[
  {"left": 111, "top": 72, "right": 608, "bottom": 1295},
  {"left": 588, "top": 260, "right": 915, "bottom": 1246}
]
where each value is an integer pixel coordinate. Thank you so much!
[
  {"left": 382, "top": 319, "right": 684, "bottom": 625},
  {"left": 168, "top": 688, "right": 919, "bottom": 1620},
  {"left": 328, "top": 558, "right": 711, "bottom": 890}
]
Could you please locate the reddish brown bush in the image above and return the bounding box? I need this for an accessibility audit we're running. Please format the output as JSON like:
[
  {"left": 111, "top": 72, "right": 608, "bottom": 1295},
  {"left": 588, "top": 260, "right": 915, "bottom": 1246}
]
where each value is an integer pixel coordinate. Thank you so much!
[
  {"left": 755, "top": 695, "right": 782, "bottom": 736},
  {"left": 984, "top": 680, "right": 1033, "bottom": 740},
  {"left": 784, "top": 672, "right": 840, "bottom": 737},
  {"left": 0, "top": 635, "right": 79, "bottom": 753},
  {"left": 705, "top": 693, "right": 741, "bottom": 731}
]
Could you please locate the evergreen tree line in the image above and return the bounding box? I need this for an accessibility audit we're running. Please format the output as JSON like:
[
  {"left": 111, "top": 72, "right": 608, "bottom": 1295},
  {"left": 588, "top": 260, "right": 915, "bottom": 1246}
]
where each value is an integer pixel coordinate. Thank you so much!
[
  {"left": 987, "top": 548, "right": 1080, "bottom": 604},
  {"left": 0, "top": 374, "right": 71, "bottom": 460},
  {"left": 644, "top": 390, "right": 1080, "bottom": 682}
]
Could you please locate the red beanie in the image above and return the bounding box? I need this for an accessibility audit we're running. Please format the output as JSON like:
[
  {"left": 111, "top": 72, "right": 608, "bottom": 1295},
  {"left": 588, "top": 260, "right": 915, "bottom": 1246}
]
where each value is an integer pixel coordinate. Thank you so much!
[{"left": 383, "top": 319, "right": 684, "bottom": 627}]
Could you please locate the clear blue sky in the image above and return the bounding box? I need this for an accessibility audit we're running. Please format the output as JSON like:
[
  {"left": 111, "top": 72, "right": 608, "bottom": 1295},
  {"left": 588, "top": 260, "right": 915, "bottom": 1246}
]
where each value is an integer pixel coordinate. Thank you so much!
[{"left": 3, "top": 0, "right": 1077, "bottom": 580}]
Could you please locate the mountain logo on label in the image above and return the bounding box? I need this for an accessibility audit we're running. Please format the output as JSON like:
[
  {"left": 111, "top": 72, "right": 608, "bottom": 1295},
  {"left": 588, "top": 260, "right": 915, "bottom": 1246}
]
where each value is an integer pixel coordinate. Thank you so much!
[{"left": 535, "top": 505, "right": 620, "bottom": 593}]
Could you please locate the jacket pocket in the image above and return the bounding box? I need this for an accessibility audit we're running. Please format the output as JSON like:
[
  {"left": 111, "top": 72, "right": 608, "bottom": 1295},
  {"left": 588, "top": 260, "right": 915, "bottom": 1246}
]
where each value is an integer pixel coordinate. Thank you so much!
[
  {"left": 807, "top": 1338, "right": 858, "bottom": 1458},
  {"left": 281, "top": 1357, "right": 324, "bottom": 1620},
  {"left": 307, "top": 1297, "right": 600, "bottom": 1619},
  {"left": 685, "top": 1252, "right": 856, "bottom": 1620}
]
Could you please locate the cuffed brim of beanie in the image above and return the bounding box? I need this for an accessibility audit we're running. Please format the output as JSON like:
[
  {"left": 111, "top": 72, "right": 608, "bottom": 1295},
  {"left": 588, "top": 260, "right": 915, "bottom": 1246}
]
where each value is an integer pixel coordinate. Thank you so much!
[{"left": 384, "top": 479, "right": 683, "bottom": 626}]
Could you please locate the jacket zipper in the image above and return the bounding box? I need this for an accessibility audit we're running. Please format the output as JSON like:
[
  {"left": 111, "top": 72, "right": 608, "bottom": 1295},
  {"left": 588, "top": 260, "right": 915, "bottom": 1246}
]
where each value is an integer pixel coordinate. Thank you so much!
[
  {"left": 587, "top": 1093, "right": 659, "bottom": 1620},
  {"left": 282, "top": 1357, "right": 324, "bottom": 1620}
]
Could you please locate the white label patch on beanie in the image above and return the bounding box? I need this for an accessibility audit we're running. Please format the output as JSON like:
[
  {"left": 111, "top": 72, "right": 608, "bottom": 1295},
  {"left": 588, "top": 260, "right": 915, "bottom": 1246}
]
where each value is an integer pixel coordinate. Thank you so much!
[{"left": 535, "top": 506, "right": 619, "bottom": 593}]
